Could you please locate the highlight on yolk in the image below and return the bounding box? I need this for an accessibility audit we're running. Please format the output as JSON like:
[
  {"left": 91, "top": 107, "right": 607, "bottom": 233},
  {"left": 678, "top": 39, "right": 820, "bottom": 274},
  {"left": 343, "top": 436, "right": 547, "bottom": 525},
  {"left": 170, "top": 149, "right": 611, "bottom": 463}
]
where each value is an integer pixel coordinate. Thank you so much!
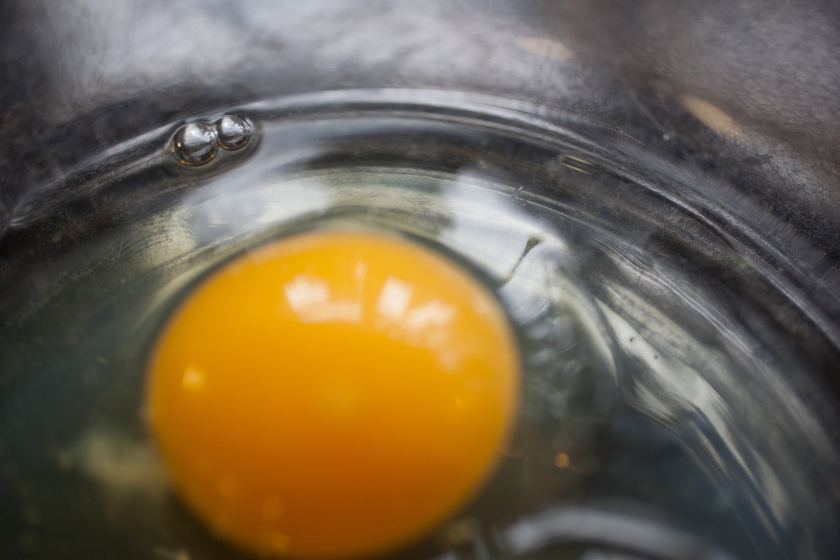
[{"left": 146, "top": 229, "right": 521, "bottom": 559}]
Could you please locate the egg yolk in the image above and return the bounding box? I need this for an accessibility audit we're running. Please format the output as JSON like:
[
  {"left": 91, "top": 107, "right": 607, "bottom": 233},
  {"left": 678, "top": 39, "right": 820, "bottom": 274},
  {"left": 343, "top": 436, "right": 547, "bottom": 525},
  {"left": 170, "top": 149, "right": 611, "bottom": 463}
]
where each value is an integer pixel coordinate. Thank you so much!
[{"left": 146, "top": 230, "right": 520, "bottom": 559}]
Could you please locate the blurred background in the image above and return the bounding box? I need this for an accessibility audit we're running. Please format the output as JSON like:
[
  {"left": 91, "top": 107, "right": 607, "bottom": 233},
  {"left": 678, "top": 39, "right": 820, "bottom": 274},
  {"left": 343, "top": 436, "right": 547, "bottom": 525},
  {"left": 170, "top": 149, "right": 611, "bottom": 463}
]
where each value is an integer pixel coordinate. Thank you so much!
[
  {"left": 2, "top": 2, "right": 840, "bottom": 560},
  {"left": 4, "top": 0, "right": 840, "bottom": 240}
]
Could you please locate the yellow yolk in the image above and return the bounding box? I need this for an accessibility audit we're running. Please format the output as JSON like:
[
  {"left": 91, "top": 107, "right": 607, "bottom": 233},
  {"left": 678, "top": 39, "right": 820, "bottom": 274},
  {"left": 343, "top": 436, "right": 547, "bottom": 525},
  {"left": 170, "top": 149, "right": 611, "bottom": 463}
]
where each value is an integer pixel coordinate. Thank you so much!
[{"left": 146, "top": 230, "right": 520, "bottom": 559}]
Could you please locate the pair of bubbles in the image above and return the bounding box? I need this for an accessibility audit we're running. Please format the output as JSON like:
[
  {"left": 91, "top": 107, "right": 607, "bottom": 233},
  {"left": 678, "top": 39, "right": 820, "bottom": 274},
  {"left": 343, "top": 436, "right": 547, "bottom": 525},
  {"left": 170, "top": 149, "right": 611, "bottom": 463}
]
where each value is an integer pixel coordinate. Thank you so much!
[{"left": 171, "top": 115, "right": 252, "bottom": 166}]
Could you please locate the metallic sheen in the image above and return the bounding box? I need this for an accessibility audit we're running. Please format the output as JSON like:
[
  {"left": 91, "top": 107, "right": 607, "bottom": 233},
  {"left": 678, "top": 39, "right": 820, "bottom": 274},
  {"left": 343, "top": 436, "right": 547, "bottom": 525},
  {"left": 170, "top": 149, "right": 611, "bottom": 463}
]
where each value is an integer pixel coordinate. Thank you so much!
[
  {"left": 215, "top": 115, "right": 251, "bottom": 150},
  {"left": 172, "top": 122, "right": 218, "bottom": 166}
]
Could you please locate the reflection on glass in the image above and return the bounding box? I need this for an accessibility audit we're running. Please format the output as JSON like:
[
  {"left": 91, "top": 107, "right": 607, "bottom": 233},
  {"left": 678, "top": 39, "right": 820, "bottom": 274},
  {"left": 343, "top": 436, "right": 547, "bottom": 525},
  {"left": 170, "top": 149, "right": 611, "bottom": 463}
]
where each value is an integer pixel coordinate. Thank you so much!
[{"left": 0, "top": 90, "right": 837, "bottom": 560}]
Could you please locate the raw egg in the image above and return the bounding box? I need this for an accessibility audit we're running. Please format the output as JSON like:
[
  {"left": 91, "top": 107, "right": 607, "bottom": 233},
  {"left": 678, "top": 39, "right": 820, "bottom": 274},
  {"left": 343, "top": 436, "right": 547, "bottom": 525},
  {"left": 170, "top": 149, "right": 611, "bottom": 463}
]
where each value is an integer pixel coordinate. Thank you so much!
[{"left": 146, "top": 229, "right": 520, "bottom": 559}]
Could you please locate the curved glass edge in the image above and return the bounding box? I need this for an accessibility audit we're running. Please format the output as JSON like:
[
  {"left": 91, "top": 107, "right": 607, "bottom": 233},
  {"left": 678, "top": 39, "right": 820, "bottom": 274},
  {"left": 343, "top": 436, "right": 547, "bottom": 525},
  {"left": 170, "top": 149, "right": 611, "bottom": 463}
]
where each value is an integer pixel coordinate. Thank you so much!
[{"left": 0, "top": 89, "right": 839, "bottom": 560}]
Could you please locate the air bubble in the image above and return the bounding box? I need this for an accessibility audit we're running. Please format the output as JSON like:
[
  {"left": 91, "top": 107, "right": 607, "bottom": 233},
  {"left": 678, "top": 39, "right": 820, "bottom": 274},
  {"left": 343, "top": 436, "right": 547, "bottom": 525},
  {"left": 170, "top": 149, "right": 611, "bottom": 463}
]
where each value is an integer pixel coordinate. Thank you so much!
[
  {"left": 215, "top": 115, "right": 251, "bottom": 150},
  {"left": 172, "top": 122, "right": 218, "bottom": 166}
]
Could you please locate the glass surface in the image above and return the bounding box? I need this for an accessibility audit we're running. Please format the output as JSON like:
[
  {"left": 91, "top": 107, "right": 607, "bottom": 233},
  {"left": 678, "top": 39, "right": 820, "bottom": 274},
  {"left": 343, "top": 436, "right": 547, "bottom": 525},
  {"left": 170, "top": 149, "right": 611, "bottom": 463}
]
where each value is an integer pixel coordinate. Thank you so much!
[
  {"left": 2, "top": 2, "right": 840, "bottom": 560},
  {"left": 1, "top": 90, "right": 838, "bottom": 560}
]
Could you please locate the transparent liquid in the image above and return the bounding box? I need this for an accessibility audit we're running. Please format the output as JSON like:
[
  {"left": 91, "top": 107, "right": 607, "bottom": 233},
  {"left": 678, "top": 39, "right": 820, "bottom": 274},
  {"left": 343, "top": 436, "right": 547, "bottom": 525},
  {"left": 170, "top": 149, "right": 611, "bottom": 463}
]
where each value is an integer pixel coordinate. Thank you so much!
[{"left": 1, "top": 91, "right": 837, "bottom": 560}]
